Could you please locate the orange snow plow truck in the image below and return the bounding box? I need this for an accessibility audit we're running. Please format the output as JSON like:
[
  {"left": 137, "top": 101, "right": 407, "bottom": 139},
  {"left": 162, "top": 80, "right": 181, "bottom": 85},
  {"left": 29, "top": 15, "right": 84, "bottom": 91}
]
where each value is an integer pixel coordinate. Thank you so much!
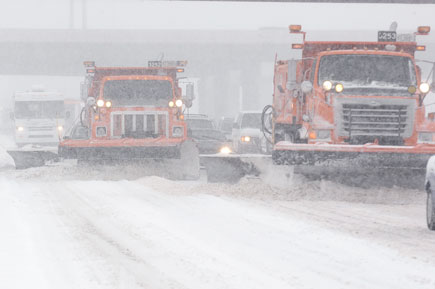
[
  {"left": 263, "top": 25, "right": 435, "bottom": 185},
  {"left": 59, "top": 61, "right": 199, "bottom": 179}
]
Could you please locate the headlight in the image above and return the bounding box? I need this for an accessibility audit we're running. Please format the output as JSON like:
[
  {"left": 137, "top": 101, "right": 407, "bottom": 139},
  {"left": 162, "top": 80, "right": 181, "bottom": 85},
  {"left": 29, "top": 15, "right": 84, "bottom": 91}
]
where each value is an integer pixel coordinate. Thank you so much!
[
  {"left": 175, "top": 99, "right": 183, "bottom": 107},
  {"left": 219, "top": 146, "right": 232, "bottom": 154},
  {"left": 168, "top": 101, "right": 175, "bottom": 108},
  {"left": 335, "top": 83, "right": 344, "bottom": 93},
  {"left": 316, "top": 130, "right": 331, "bottom": 140},
  {"left": 96, "top": 126, "right": 107, "bottom": 137},
  {"left": 241, "top": 136, "right": 251, "bottom": 142},
  {"left": 17, "top": 126, "right": 24, "bottom": 132},
  {"left": 309, "top": 130, "right": 331, "bottom": 140},
  {"left": 57, "top": 125, "right": 63, "bottom": 131},
  {"left": 172, "top": 126, "right": 184, "bottom": 137},
  {"left": 418, "top": 132, "right": 434, "bottom": 143},
  {"left": 97, "top": 99, "right": 105, "bottom": 107},
  {"left": 420, "top": 82, "right": 430, "bottom": 94},
  {"left": 322, "top": 80, "right": 333, "bottom": 91},
  {"left": 105, "top": 101, "right": 112, "bottom": 108}
]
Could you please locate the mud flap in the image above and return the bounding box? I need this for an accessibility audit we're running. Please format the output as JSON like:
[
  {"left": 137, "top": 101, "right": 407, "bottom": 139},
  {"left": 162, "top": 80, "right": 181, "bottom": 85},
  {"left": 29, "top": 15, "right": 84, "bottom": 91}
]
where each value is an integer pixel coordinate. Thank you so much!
[
  {"left": 7, "top": 150, "right": 58, "bottom": 170},
  {"left": 201, "top": 154, "right": 271, "bottom": 183}
]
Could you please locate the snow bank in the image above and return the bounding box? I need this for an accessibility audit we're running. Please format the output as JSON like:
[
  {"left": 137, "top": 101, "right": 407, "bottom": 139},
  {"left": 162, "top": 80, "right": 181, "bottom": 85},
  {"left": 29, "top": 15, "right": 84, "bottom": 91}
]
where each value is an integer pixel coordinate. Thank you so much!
[{"left": 0, "top": 134, "right": 15, "bottom": 169}]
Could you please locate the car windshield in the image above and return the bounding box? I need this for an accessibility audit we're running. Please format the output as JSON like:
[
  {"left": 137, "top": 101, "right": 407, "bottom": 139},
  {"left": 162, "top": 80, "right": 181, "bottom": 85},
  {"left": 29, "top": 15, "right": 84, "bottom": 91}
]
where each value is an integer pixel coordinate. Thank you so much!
[
  {"left": 103, "top": 79, "right": 173, "bottom": 106},
  {"left": 241, "top": 113, "right": 261, "bottom": 129},
  {"left": 14, "top": 101, "right": 65, "bottom": 119},
  {"left": 186, "top": 119, "right": 214, "bottom": 130},
  {"left": 318, "top": 54, "right": 417, "bottom": 96}
]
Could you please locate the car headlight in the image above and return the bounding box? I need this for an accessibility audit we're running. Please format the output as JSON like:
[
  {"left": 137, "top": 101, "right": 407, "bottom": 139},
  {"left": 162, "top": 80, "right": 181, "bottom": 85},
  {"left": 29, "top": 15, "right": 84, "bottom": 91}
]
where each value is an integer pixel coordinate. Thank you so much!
[
  {"left": 17, "top": 126, "right": 24, "bottom": 132},
  {"left": 172, "top": 126, "right": 184, "bottom": 137},
  {"left": 219, "top": 146, "right": 232, "bottom": 154},
  {"left": 175, "top": 99, "right": 183, "bottom": 107},
  {"left": 57, "top": 125, "right": 63, "bottom": 131},
  {"left": 418, "top": 132, "right": 434, "bottom": 143},
  {"left": 241, "top": 136, "right": 251, "bottom": 142}
]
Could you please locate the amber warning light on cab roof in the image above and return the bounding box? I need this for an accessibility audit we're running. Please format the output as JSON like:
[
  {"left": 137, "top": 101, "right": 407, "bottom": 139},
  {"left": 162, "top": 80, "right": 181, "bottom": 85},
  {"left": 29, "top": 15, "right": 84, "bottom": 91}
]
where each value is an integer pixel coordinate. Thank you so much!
[{"left": 418, "top": 26, "right": 431, "bottom": 35}]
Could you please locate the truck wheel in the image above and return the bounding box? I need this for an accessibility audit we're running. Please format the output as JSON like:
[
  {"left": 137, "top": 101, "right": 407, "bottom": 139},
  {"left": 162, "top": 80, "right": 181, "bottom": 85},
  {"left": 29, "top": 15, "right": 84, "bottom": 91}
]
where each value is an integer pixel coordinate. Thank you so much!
[{"left": 427, "top": 190, "right": 435, "bottom": 230}]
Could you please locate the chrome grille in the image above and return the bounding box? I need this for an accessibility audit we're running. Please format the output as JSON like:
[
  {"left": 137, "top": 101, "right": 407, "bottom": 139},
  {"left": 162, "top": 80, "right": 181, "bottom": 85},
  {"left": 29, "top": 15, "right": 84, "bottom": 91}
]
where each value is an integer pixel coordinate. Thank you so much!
[
  {"left": 111, "top": 111, "right": 168, "bottom": 138},
  {"left": 334, "top": 97, "right": 415, "bottom": 139},
  {"left": 342, "top": 104, "right": 407, "bottom": 137}
]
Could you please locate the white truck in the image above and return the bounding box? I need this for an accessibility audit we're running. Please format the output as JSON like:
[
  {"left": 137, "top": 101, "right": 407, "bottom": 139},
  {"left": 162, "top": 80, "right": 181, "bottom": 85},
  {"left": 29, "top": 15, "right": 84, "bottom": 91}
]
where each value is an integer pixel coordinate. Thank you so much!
[{"left": 8, "top": 88, "right": 81, "bottom": 169}]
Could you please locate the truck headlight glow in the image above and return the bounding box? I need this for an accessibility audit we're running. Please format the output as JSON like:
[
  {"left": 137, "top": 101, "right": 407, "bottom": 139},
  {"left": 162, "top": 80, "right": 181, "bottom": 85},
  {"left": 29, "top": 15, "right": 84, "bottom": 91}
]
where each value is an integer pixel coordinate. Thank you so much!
[
  {"left": 322, "top": 80, "right": 333, "bottom": 91},
  {"left": 335, "top": 83, "right": 344, "bottom": 93},
  {"left": 241, "top": 136, "right": 251, "bottom": 142},
  {"left": 420, "top": 82, "right": 430, "bottom": 94},
  {"left": 17, "top": 126, "right": 24, "bottom": 132},
  {"left": 175, "top": 99, "right": 183, "bottom": 107},
  {"left": 57, "top": 125, "right": 63, "bottom": 131},
  {"left": 105, "top": 101, "right": 112, "bottom": 108},
  {"left": 168, "top": 101, "right": 175, "bottom": 108},
  {"left": 97, "top": 99, "right": 105, "bottom": 107}
]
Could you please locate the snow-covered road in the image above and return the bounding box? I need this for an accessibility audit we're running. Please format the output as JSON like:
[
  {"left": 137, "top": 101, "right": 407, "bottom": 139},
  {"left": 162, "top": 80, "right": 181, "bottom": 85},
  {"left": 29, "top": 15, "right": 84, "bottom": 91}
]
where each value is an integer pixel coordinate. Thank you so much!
[{"left": 1, "top": 163, "right": 435, "bottom": 289}]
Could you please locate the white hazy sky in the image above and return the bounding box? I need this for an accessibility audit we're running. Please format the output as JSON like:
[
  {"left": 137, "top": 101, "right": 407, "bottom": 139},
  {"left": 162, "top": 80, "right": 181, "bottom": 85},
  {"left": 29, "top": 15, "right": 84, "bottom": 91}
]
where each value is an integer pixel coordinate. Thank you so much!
[{"left": 0, "top": 0, "right": 434, "bottom": 31}]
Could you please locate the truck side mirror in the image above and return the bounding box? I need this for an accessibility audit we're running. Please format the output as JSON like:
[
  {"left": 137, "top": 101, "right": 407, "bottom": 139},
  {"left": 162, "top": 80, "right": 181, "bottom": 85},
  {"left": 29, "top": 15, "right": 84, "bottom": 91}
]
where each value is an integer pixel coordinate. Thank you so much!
[
  {"left": 301, "top": 81, "right": 313, "bottom": 93},
  {"left": 286, "top": 59, "right": 298, "bottom": 90},
  {"left": 184, "top": 83, "right": 194, "bottom": 108},
  {"left": 186, "top": 83, "right": 194, "bottom": 100}
]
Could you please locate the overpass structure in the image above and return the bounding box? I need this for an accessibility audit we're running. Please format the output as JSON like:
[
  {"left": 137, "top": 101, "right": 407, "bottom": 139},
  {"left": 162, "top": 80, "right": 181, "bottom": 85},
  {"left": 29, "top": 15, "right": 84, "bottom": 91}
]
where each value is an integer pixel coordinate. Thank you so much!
[{"left": 0, "top": 28, "right": 433, "bottom": 118}]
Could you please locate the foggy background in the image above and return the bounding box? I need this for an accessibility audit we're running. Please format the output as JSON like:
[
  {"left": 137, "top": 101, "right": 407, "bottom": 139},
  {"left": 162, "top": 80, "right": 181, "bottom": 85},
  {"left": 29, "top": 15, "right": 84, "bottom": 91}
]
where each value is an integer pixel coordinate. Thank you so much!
[{"left": 0, "top": 0, "right": 434, "bottom": 120}]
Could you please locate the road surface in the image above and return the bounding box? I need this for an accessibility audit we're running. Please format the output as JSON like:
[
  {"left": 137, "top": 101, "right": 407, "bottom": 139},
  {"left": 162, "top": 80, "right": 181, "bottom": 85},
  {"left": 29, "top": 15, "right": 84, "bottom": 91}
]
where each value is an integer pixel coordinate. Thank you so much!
[{"left": 1, "top": 162, "right": 435, "bottom": 289}]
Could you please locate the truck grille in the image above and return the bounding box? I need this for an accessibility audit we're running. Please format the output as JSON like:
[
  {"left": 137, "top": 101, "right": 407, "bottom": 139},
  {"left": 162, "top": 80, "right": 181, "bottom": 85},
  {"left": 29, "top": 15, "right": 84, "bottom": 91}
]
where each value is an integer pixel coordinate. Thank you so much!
[
  {"left": 111, "top": 111, "right": 169, "bottom": 138},
  {"left": 342, "top": 104, "right": 408, "bottom": 137}
]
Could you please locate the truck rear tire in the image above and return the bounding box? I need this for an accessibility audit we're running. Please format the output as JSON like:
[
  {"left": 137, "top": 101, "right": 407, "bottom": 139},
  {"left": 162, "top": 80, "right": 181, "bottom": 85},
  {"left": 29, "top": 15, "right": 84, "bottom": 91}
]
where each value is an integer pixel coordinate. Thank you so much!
[{"left": 427, "top": 190, "right": 435, "bottom": 230}]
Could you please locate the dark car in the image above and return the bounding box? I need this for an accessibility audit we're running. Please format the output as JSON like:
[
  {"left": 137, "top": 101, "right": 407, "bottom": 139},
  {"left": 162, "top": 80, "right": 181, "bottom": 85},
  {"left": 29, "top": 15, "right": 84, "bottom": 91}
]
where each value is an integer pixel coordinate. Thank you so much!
[
  {"left": 217, "top": 116, "right": 234, "bottom": 142},
  {"left": 426, "top": 156, "right": 435, "bottom": 230},
  {"left": 185, "top": 115, "right": 231, "bottom": 154}
]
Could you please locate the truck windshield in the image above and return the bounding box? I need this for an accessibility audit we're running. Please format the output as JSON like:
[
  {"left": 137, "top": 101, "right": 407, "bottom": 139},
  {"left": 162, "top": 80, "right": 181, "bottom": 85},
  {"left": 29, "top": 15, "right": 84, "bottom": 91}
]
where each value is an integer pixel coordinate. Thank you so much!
[
  {"left": 103, "top": 79, "right": 173, "bottom": 106},
  {"left": 318, "top": 54, "right": 417, "bottom": 96},
  {"left": 14, "top": 101, "right": 64, "bottom": 119},
  {"left": 241, "top": 113, "right": 261, "bottom": 129}
]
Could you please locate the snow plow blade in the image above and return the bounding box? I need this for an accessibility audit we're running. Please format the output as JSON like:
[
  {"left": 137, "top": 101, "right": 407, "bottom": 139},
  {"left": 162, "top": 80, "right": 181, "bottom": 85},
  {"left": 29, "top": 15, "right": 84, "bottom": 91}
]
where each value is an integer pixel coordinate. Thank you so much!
[
  {"left": 273, "top": 142, "right": 435, "bottom": 188},
  {"left": 59, "top": 140, "right": 200, "bottom": 180},
  {"left": 7, "top": 148, "right": 58, "bottom": 169},
  {"left": 201, "top": 154, "right": 271, "bottom": 183}
]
